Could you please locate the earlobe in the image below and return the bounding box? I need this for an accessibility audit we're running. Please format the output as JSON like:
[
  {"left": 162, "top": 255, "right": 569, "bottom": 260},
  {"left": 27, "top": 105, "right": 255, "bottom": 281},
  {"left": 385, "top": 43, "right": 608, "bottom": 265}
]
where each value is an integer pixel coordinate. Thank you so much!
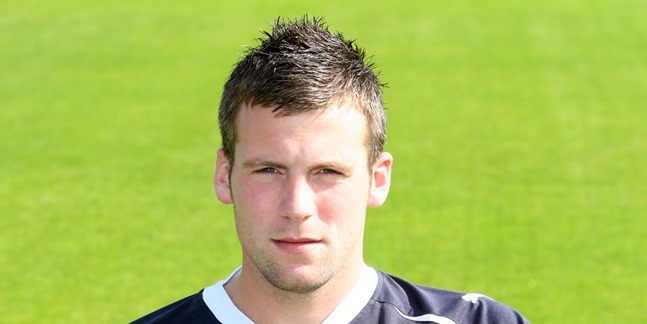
[
  {"left": 214, "top": 148, "right": 233, "bottom": 204},
  {"left": 368, "top": 152, "right": 393, "bottom": 207}
]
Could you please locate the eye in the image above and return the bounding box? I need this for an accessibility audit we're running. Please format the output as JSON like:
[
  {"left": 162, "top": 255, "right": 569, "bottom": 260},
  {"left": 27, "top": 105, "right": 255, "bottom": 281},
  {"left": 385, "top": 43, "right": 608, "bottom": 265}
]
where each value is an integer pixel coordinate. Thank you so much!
[
  {"left": 318, "top": 168, "right": 342, "bottom": 175},
  {"left": 256, "top": 167, "right": 279, "bottom": 174}
]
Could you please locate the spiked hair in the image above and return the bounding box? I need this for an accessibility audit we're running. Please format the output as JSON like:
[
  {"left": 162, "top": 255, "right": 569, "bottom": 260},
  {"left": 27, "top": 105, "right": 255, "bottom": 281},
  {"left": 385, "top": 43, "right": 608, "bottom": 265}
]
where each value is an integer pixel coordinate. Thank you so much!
[{"left": 219, "top": 16, "right": 386, "bottom": 168}]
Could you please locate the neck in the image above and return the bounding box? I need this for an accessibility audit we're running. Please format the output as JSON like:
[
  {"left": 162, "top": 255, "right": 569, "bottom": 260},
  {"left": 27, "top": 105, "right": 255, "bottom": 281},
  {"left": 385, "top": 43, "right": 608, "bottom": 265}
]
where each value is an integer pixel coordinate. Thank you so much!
[{"left": 224, "top": 259, "right": 366, "bottom": 323}]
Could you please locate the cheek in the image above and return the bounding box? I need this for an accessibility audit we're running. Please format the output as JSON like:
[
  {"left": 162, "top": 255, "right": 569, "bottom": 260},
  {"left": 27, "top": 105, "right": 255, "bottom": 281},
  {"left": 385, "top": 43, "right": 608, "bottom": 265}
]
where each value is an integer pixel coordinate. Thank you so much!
[
  {"left": 317, "top": 181, "right": 370, "bottom": 225},
  {"left": 233, "top": 174, "right": 276, "bottom": 205},
  {"left": 232, "top": 180, "right": 278, "bottom": 228}
]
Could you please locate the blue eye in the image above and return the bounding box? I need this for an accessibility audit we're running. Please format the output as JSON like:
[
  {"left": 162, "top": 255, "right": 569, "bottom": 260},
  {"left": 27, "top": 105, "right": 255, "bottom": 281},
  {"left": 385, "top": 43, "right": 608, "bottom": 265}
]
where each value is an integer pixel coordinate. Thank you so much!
[
  {"left": 319, "top": 169, "right": 341, "bottom": 175},
  {"left": 258, "top": 167, "right": 277, "bottom": 174}
]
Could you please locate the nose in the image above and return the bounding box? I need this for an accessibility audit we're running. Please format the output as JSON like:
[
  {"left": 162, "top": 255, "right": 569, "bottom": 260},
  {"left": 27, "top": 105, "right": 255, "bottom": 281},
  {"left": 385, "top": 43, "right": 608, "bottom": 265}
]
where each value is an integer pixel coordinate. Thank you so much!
[{"left": 279, "top": 176, "right": 316, "bottom": 221}]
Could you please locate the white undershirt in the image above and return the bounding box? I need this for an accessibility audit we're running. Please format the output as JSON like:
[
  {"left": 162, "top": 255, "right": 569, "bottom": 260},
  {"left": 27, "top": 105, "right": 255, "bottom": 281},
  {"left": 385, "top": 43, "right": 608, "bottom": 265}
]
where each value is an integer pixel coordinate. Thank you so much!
[{"left": 202, "top": 265, "right": 379, "bottom": 323}]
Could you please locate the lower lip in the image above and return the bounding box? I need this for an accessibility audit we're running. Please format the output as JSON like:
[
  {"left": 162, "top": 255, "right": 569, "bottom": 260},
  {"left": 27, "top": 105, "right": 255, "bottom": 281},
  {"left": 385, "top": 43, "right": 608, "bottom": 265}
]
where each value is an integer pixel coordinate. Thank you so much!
[{"left": 273, "top": 240, "right": 321, "bottom": 254}]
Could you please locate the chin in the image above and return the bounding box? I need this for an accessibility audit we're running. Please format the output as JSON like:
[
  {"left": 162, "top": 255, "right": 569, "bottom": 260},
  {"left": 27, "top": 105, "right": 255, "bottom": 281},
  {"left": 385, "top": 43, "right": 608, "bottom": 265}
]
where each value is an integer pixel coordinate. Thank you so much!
[
  {"left": 262, "top": 264, "right": 334, "bottom": 294},
  {"left": 270, "top": 275, "right": 329, "bottom": 294}
]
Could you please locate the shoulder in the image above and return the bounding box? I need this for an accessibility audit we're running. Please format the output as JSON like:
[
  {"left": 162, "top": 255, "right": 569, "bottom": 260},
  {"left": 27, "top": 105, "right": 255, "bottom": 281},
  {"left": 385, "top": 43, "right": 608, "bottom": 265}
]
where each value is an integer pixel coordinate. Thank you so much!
[
  {"left": 353, "top": 271, "right": 529, "bottom": 324},
  {"left": 131, "top": 290, "right": 220, "bottom": 324}
]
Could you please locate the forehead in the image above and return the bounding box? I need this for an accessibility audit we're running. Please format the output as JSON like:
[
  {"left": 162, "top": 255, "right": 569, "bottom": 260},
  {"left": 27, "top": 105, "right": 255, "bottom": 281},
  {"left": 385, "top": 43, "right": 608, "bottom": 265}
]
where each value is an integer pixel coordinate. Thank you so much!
[{"left": 233, "top": 103, "right": 369, "bottom": 162}]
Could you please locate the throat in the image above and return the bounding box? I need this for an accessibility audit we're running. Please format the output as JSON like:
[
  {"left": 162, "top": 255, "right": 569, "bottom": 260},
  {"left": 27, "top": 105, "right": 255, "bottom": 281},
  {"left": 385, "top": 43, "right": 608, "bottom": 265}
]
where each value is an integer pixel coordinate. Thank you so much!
[{"left": 224, "top": 263, "right": 371, "bottom": 323}]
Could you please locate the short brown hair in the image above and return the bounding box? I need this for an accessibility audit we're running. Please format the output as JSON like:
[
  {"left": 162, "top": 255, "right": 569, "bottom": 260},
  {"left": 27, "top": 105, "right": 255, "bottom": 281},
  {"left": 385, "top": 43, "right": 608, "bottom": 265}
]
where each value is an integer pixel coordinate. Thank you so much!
[{"left": 219, "top": 16, "right": 386, "bottom": 168}]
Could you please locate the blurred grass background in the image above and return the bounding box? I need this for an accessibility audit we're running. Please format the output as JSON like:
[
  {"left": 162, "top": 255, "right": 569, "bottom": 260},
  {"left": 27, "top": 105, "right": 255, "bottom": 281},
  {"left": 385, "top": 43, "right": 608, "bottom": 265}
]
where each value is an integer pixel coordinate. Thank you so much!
[{"left": 1, "top": 0, "right": 645, "bottom": 322}]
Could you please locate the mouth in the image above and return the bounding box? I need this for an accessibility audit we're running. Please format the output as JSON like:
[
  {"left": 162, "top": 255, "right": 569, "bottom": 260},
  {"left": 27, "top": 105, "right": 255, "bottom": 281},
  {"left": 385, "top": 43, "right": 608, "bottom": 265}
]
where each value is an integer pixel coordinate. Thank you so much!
[{"left": 272, "top": 237, "right": 322, "bottom": 254}]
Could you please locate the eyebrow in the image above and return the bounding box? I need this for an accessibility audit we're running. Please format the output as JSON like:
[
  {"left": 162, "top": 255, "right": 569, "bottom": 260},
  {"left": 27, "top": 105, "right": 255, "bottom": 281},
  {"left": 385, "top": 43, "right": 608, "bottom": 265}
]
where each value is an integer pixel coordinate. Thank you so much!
[{"left": 241, "top": 159, "right": 285, "bottom": 170}]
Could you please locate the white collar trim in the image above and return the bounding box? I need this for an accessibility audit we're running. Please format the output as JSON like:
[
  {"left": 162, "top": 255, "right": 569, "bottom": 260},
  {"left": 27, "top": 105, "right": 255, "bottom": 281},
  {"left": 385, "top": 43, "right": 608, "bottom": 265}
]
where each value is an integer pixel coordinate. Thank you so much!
[
  {"left": 202, "top": 265, "right": 378, "bottom": 323},
  {"left": 322, "top": 265, "right": 378, "bottom": 323},
  {"left": 202, "top": 266, "right": 252, "bottom": 323}
]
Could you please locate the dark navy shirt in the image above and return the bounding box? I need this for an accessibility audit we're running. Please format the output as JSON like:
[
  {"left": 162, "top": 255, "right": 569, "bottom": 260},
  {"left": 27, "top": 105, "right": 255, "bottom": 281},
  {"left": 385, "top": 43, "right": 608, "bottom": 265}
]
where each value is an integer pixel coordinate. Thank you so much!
[{"left": 133, "top": 268, "right": 528, "bottom": 323}]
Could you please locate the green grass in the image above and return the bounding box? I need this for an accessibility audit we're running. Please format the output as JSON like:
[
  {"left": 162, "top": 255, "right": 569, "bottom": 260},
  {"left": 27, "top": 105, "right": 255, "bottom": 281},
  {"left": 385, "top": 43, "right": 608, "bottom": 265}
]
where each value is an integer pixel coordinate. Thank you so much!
[{"left": 2, "top": 0, "right": 645, "bottom": 322}]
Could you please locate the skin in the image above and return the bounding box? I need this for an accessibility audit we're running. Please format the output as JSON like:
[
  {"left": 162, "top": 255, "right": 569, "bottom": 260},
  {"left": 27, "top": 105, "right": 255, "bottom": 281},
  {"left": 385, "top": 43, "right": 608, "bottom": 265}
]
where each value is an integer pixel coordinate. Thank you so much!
[{"left": 214, "top": 102, "right": 392, "bottom": 323}]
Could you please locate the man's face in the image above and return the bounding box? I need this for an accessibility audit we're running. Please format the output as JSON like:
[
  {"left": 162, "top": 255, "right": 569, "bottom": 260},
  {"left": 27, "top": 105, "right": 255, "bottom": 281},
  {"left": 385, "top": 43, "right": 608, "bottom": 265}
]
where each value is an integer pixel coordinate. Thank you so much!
[{"left": 214, "top": 103, "right": 392, "bottom": 294}]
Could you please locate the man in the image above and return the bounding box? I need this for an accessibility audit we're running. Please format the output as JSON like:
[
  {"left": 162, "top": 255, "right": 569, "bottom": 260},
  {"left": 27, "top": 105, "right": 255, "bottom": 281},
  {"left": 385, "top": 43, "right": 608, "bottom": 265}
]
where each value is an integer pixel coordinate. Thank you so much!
[{"left": 133, "top": 16, "right": 529, "bottom": 323}]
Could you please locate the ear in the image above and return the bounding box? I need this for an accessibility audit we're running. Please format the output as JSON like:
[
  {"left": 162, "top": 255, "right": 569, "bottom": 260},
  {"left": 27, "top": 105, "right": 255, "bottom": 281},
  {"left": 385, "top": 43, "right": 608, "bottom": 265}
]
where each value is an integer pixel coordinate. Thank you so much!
[
  {"left": 214, "top": 148, "right": 233, "bottom": 204},
  {"left": 368, "top": 152, "right": 393, "bottom": 207}
]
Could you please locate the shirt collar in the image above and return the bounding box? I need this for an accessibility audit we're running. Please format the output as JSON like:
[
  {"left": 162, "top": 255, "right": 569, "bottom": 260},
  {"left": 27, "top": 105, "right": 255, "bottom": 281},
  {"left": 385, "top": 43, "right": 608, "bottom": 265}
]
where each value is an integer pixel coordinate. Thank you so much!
[{"left": 202, "top": 265, "right": 379, "bottom": 323}]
